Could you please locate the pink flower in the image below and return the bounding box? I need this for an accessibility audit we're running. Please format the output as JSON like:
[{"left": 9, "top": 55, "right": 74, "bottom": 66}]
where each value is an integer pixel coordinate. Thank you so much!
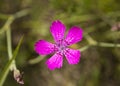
[{"left": 34, "top": 20, "right": 83, "bottom": 70}]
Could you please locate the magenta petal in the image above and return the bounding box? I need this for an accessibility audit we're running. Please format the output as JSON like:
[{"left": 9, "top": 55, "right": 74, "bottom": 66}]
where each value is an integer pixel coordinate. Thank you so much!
[
  {"left": 64, "top": 26, "right": 83, "bottom": 45},
  {"left": 50, "top": 20, "right": 66, "bottom": 43},
  {"left": 46, "top": 52, "right": 63, "bottom": 70},
  {"left": 34, "top": 40, "right": 57, "bottom": 55},
  {"left": 64, "top": 48, "right": 80, "bottom": 64}
]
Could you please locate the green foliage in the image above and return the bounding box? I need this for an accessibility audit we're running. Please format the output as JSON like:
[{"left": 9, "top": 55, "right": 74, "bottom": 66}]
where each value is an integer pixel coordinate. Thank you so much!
[
  {"left": 0, "top": 36, "right": 23, "bottom": 86},
  {"left": 0, "top": 0, "right": 120, "bottom": 86}
]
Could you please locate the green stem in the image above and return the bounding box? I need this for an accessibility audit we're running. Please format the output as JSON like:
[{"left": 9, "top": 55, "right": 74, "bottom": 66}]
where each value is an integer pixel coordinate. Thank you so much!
[
  {"left": 96, "top": 42, "right": 120, "bottom": 47},
  {"left": 6, "top": 28, "right": 16, "bottom": 71},
  {"left": 0, "top": 9, "right": 29, "bottom": 35},
  {"left": 80, "top": 45, "right": 90, "bottom": 52},
  {"left": 84, "top": 34, "right": 97, "bottom": 45},
  {"left": 84, "top": 34, "right": 120, "bottom": 48},
  {"left": 29, "top": 56, "right": 45, "bottom": 65},
  {"left": 0, "top": 16, "right": 14, "bottom": 35},
  {"left": 13, "top": 9, "right": 30, "bottom": 19},
  {"left": 0, "top": 36, "right": 24, "bottom": 86},
  {"left": 6, "top": 28, "right": 12, "bottom": 58},
  {"left": 81, "top": 34, "right": 120, "bottom": 53}
]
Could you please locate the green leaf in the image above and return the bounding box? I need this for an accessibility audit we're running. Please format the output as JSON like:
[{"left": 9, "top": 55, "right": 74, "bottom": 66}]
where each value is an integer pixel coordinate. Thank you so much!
[{"left": 0, "top": 36, "right": 24, "bottom": 86}]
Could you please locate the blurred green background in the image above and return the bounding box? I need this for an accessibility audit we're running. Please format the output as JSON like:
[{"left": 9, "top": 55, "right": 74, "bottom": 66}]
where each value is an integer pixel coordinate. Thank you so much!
[{"left": 0, "top": 0, "right": 120, "bottom": 86}]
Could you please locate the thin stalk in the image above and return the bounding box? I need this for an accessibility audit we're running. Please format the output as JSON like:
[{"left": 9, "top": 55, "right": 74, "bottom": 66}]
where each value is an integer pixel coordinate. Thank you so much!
[
  {"left": 0, "top": 9, "right": 29, "bottom": 35},
  {"left": 84, "top": 34, "right": 120, "bottom": 48},
  {"left": 84, "top": 34, "right": 97, "bottom": 45},
  {"left": 0, "top": 36, "right": 24, "bottom": 86},
  {"left": 6, "top": 28, "right": 16, "bottom": 71},
  {"left": 29, "top": 56, "right": 45, "bottom": 65},
  {"left": 0, "top": 16, "right": 14, "bottom": 35},
  {"left": 80, "top": 45, "right": 90, "bottom": 52},
  {"left": 97, "top": 42, "right": 120, "bottom": 47}
]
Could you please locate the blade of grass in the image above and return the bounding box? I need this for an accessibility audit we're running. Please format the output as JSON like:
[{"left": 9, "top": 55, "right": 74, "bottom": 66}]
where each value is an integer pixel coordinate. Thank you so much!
[{"left": 0, "top": 36, "right": 24, "bottom": 86}]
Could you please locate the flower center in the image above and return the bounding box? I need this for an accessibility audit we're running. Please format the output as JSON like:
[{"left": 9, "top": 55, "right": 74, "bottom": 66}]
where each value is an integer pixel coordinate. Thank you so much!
[
  {"left": 56, "top": 40, "right": 66, "bottom": 52},
  {"left": 59, "top": 45, "right": 66, "bottom": 51}
]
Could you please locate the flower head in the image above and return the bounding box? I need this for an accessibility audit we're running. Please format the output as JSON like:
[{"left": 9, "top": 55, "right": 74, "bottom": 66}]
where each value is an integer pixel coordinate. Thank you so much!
[{"left": 34, "top": 20, "right": 83, "bottom": 70}]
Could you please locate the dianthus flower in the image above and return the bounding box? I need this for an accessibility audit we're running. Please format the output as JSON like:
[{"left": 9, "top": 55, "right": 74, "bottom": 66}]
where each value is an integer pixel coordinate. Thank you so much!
[{"left": 34, "top": 20, "right": 83, "bottom": 70}]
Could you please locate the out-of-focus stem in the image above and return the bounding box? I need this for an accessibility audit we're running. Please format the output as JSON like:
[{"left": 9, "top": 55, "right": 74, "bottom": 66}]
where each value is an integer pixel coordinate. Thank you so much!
[
  {"left": 84, "top": 34, "right": 97, "bottom": 45},
  {"left": 6, "top": 28, "right": 16, "bottom": 71},
  {"left": 0, "top": 9, "right": 29, "bottom": 35},
  {"left": 96, "top": 42, "right": 120, "bottom": 47},
  {"left": 0, "top": 16, "right": 14, "bottom": 34},
  {"left": 29, "top": 56, "right": 45, "bottom": 65},
  {"left": 80, "top": 45, "right": 90, "bottom": 52},
  {"left": 84, "top": 34, "right": 120, "bottom": 48},
  {"left": 6, "top": 25, "right": 24, "bottom": 84}
]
